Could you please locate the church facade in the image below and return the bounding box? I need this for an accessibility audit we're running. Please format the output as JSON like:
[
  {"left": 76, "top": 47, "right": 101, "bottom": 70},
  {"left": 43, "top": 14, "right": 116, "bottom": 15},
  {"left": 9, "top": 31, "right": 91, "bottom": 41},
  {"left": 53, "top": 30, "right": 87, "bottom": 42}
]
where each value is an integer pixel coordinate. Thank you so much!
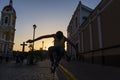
[{"left": 0, "top": 0, "right": 16, "bottom": 55}]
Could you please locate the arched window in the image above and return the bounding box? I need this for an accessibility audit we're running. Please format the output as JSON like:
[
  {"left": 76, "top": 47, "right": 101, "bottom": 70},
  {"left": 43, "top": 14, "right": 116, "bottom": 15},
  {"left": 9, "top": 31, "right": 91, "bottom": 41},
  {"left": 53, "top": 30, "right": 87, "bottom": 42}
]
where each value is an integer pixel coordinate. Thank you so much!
[{"left": 4, "top": 16, "right": 9, "bottom": 24}]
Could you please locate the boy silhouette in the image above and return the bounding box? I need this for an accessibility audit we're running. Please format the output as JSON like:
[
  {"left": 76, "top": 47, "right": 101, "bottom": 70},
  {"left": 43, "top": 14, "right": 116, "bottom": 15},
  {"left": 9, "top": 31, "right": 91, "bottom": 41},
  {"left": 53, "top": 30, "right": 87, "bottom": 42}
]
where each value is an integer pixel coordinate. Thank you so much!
[{"left": 27, "top": 31, "right": 77, "bottom": 73}]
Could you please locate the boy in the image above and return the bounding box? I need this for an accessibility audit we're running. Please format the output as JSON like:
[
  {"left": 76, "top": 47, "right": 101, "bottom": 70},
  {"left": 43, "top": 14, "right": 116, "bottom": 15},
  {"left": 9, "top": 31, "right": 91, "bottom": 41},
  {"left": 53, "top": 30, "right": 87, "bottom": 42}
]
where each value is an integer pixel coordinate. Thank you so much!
[{"left": 27, "top": 31, "right": 77, "bottom": 72}]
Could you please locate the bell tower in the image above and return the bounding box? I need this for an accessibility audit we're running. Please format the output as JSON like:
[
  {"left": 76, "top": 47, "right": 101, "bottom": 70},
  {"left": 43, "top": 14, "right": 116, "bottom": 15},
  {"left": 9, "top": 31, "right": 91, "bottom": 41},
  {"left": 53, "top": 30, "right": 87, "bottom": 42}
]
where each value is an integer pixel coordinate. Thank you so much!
[
  {"left": 1, "top": 0, "right": 16, "bottom": 27},
  {"left": 0, "top": 0, "right": 16, "bottom": 54}
]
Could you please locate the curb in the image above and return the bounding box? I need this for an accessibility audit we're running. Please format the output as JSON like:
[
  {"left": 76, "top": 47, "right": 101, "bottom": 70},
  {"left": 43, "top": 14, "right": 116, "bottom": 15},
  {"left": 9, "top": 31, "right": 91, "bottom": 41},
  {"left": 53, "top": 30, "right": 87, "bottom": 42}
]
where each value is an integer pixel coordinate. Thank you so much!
[{"left": 58, "top": 64, "right": 78, "bottom": 80}]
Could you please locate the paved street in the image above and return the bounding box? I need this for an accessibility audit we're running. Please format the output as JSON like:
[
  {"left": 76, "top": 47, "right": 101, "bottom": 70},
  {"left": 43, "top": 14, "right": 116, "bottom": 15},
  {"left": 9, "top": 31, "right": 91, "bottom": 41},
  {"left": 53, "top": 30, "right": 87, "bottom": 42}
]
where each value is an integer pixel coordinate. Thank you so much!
[
  {"left": 1, "top": 59, "right": 120, "bottom": 80},
  {"left": 0, "top": 60, "right": 58, "bottom": 80},
  {"left": 60, "top": 59, "right": 120, "bottom": 80}
]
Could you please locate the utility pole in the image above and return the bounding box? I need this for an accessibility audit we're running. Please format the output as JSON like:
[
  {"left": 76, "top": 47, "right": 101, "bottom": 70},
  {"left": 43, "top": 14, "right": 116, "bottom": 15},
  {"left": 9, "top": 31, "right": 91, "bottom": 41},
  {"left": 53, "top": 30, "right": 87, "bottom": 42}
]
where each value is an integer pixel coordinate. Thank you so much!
[{"left": 42, "top": 41, "right": 44, "bottom": 50}]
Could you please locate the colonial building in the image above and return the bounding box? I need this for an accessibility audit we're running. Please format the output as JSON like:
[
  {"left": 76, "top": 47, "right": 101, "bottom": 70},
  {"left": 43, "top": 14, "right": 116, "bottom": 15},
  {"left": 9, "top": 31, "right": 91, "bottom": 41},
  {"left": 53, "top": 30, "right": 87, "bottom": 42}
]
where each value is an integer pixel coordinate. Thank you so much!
[
  {"left": 67, "top": 0, "right": 120, "bottom": 66},
  {"left": 67, "top": 1, "right": 92, "bottom": 59},
  {"left": 0, "top": 0, "right": 16, "bottom": 55}
]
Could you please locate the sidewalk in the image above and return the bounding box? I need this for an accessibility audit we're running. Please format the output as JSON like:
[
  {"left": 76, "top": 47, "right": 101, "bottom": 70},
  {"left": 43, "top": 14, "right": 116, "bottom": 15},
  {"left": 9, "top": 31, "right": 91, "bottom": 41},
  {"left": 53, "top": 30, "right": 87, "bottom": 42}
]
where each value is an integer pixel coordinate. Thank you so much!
[
  {"left": 0, "top": 60, "right": 59, "bottom": 80},
  {"left": 60, "top": 59, "right": 120, "bottom": 80}
]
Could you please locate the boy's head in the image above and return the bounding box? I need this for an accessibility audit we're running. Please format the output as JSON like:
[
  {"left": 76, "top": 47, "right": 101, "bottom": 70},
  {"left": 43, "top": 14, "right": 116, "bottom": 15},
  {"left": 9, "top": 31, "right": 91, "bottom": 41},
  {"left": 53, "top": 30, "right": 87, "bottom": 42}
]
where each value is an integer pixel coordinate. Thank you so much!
[{"left": 56, "top": 31, "right": 63, "bottom": 39}]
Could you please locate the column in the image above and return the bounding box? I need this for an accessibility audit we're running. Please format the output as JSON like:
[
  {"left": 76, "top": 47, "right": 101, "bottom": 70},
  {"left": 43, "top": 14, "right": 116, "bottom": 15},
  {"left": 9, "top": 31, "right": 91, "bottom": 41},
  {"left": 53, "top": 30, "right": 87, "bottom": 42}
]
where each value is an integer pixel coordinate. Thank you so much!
[
  {"left": 10, "top": 15, "right": 12, "bottom": 26},
  {"left": 2, "top": 43, "right": 4, "bottom": 53},
  {"left": 81, "top": 32, "right": 84, "bottom": 52},
  {"left": 89, "top": 23, "right": 93, "bottom": 50},
  {"left": 97, "top": 11, "right": 103, "bottom": 48},
  {"left": 5, "top": 44, "right": 8, "bottom": 54}
]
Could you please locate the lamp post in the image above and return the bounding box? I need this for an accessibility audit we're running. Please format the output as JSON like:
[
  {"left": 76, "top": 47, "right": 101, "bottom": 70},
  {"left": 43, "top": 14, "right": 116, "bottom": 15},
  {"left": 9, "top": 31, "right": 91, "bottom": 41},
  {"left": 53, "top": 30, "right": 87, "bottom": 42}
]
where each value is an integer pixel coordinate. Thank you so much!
[
  {"left": 42, "top": 41, "right": 44, "bottom": 50},
  {"left": 33, "top": 24, "right": 37, "bottom": 51}
]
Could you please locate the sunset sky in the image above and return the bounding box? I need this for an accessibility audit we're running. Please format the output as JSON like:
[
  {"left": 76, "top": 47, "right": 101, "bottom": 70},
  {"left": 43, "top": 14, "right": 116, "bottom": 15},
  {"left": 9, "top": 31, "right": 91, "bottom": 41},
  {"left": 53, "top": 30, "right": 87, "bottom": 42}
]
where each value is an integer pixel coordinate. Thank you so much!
[{"left": 0, "top": 0, "right": 101, "bottom": 51}]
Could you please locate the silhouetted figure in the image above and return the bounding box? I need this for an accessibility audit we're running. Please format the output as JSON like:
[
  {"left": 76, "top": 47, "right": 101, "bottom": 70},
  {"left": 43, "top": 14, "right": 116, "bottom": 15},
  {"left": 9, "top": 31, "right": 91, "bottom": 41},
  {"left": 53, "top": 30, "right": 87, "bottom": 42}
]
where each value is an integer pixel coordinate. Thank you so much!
[
  {"left": 5, "top": 53, "right": 9, "bottom": 62},
  {"left": 15, "top": 52, "right": 19, "bottom": 63},
  {"left": 15, "top": 52, "right": 23, "bottom": 64},
  {"left": 26, "top": 51, "right": 35, "bottom": 65},
  {"left": 27, "top": 31, "right": 77, "bottom": 72},
  {"left": 0, "top": 53, "right": 3, "bottom": 63}
]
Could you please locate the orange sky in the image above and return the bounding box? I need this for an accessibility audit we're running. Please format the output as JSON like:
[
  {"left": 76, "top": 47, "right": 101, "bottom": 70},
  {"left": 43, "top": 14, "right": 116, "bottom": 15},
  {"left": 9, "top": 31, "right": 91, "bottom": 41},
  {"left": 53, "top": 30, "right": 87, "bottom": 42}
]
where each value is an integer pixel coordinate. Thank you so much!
[{"left": 0, "top": 0, "right": 101, "bottom": 51}]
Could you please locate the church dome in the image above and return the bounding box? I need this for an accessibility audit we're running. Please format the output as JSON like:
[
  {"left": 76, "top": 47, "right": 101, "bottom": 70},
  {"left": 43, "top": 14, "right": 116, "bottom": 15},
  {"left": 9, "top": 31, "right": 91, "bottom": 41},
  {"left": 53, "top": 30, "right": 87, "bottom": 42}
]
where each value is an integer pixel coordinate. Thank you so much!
[
  {"left": 2, "top": 5, "right": 16, "bottom": 15},
  {"left": 2, "top": 0, "right": 16, "bottom": 16}
]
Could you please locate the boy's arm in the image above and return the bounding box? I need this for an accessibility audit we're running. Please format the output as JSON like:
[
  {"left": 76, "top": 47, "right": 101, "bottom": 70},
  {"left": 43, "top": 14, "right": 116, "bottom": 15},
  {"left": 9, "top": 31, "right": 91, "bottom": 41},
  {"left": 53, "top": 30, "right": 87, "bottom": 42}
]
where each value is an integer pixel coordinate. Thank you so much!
[
  {"left": 64, "top": 37, "right": 75, "bottom": 48},
  {"left": 64, "top": 37, "right": 78, "bottom": 53},
  {"left": 26, "top": 34, "right": 55, "bottom": 43}
]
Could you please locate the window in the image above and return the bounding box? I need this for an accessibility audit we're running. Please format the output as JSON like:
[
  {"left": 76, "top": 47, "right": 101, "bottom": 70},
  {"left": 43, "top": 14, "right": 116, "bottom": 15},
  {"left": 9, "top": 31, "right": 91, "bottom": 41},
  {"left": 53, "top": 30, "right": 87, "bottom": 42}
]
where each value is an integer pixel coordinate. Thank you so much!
[
  {"left": 83, "top": 16, "right": 87, "bottom": 20},
  {"left": 0, "top": 31, "right": 1, "bottom": 38},
  {"left": 0, "top": 43, "right": 2, "bottom": 52},
  {"left": 6, "top": 9, "right": 9, "bottom": 11},
  {"left": 4, "top": 16, "right": 9, "bottom": 25}
]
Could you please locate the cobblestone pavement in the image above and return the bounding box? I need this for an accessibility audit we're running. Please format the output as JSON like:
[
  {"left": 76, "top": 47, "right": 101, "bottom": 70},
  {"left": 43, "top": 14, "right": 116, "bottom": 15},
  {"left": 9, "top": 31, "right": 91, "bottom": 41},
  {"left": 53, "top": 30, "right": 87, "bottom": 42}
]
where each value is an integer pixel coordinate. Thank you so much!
[{"left": 0, "top": 60, "right": 59, "bottom": 80}]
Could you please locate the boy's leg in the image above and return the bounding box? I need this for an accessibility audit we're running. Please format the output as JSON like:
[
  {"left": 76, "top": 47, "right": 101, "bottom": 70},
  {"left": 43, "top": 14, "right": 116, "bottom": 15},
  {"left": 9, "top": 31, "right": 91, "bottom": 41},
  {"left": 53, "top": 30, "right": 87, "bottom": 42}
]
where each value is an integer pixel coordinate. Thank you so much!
[
  {"left": 49, "top": 46, "right": 57, "bottom": 73},
  {"left": 55, "top": 47, "right": 65, "bottom": 67},
  {"left": 48, "top": 46, "right": 55, "bottom": 66}
]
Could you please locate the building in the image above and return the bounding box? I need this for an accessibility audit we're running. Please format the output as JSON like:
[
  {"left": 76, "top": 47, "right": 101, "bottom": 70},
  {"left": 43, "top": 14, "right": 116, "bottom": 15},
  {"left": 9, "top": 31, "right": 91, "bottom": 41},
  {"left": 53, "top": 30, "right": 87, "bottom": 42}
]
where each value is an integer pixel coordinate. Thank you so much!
[
  {"left": 67, "top": 1, "right": 92, "bottom": 59},
  {"left": 67, "top": 0, "right": 120, "bottom": 66},
  {"left": 0, "top": 0, "right": 16, "bottom": 55}
]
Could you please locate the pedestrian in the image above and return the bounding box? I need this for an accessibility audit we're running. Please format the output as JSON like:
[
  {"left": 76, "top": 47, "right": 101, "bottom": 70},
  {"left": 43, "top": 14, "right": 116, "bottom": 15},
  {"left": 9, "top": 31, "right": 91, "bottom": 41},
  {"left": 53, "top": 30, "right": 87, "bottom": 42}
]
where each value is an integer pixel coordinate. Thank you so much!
[
  {"left": 26, "top": 51, "right": 34, "bottom": 65},
  {"left": 0, "top": 53, "right": 3, "bottom": 63},
  {"left": 26, "top": 53, "right": 30, "bottom": 64},
  {"left": 19, "top": 53, "right": 24, "bottom": 64},
  {"left": 15, "top": 51, "right": 20, "bottom": 64},
  {"left": 5, "top": 53, "right": 10, "bottom": 62},
  {"left": 27, "top": 31, "right": 78, "bottom": 72}
]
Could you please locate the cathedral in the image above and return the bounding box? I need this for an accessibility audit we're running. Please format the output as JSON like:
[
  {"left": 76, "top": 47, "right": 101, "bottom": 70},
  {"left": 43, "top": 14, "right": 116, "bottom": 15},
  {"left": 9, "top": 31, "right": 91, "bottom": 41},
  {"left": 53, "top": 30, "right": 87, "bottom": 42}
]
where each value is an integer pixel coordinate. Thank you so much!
[{"left": 0, "top": 0, "right": 16, "bottom": 55}]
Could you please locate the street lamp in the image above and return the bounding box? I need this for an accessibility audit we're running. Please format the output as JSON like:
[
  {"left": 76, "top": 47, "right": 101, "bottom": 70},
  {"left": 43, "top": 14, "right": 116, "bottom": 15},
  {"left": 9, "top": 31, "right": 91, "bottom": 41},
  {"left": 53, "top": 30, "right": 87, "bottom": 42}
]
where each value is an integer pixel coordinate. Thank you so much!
[
  {"left": 42, "top": 41, "right": 44, "bottom": 50},
  {"left": 33, "top": 24, "right": 37, "bottom": 51}
]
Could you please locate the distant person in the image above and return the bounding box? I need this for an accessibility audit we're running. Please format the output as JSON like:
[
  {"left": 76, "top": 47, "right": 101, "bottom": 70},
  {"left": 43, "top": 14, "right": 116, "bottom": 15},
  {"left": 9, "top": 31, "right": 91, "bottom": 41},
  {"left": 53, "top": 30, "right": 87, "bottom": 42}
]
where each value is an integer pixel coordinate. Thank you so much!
[
  {"left": 15, "top": 51, "right": 19, "bottom": 64},
  {"left": 19, "top": 53, "right": 24, "bottom": 64},
  {"left": 5, "top": 53, "right": 9, "bottom": 62},
  {"left": 27, "top": 31, "right": 78, "bottom": 73},
  {"left": 0, "top": 53, "right": 3, "bottom": 63},
  {"left": 15, "top": 51, "right": 23, "bottom": 64}
]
